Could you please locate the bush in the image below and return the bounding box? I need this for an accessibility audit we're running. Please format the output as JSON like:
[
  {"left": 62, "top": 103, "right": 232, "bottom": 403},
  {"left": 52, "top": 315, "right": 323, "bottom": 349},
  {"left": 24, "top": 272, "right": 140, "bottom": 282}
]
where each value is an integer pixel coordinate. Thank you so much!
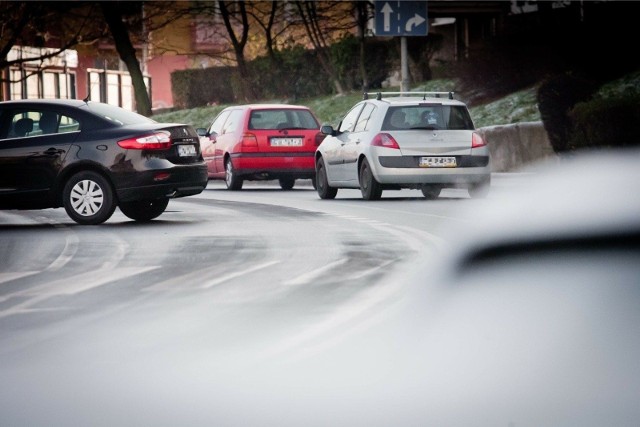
[
  {"left": 170, "top": 37, "right": 399, "bottom": 108},
  {"left": 537, "top": 73, "right": 597, "bottom": 153},
  {"left": 569, "top": 95, "right": 640, "bottom": 150},
  {"left": 171, "top": 67, "right": 236, "bottom": 109}
]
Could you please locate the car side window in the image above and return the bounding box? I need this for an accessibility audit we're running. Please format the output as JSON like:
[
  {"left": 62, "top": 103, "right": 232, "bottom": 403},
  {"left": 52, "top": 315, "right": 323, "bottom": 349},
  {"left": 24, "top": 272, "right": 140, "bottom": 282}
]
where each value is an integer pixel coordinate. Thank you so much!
[
  {"left": 338, "top": 104, "right": 364, "bottom": 133},
  {"left": 209, "top": 110, "right": 231, "bottom": 136},
  {"left": 37, "top": 111, "right": 80, "bottom": 135},
  {"left": 445, "top": 106, "right": 474, "bottom": 130},
  {"left": 353, "top": 103, "right": 376, "bottom": 133},
  {"left": 4, "top": 111, "right": 80, "bottom": 139},
  {"left": 221, "top": 109, "right": 243, "bottom": 135}
]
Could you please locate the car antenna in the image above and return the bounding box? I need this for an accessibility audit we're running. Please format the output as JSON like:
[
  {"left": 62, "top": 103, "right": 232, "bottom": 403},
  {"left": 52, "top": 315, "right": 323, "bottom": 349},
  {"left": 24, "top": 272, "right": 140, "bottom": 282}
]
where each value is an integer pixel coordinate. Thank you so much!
[{"left": 82, "top": 94, "right": 90, "bottom": 104}]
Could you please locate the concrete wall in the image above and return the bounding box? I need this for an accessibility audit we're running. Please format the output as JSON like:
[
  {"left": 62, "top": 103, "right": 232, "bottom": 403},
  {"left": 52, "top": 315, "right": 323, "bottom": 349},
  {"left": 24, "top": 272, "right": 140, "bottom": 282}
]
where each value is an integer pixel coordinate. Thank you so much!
[{"left": 477, "top": 121, "right": 557, "bottom": 172}]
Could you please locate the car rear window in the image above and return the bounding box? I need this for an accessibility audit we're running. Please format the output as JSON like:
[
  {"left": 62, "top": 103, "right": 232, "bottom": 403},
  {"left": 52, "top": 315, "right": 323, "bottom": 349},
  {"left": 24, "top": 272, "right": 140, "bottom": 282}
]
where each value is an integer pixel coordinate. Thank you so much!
[
  {"left": 86, "top": 102, "right": 156, "bottom": 126},
  {"left": 382, "top": 104, "right": 474, "bottom": 131},
  {"left": 248, "top": 109, "right": 319, "bottom": 130}
]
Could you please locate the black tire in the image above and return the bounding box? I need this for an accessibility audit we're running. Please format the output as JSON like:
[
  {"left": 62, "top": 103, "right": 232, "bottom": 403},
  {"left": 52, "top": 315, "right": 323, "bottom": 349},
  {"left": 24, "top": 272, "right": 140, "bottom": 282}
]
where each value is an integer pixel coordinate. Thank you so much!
[
  {"left": 468, "top": 177, "right": 491, "bottom": 199},
  {"left": 316, "top": 157, "right": 337, "bottom": 199},
  {"left": 279, "top": 178, "right": 295, "bottom": 190},
  {"left": 311, "top": 174, "right": 317, "bottom": 190},
  {"left": 63, "top": 171, "right": 117, "bottom": 225},
  {"left": 421, "top": 185, "right": 442, "bottom": 200},
  {"left": 225, "top": 158, "right": 243, "bottom": 190},
  {"left": 119, "top": 198, "right": 169, "bottom": 222},
  {"left": 359, "top": 158, "right": 383, "bottom": 200}
]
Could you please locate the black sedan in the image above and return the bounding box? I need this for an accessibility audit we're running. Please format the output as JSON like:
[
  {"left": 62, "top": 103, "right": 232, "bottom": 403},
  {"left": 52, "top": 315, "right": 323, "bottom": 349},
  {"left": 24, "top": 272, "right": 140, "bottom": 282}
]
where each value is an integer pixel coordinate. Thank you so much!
[{"left": 0, "top": 99, "right": 208, "bottom": 225}]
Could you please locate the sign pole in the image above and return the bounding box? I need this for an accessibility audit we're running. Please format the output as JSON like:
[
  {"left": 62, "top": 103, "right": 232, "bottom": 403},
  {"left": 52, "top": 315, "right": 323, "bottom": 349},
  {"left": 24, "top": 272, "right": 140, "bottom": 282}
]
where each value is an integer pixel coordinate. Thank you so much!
[
  {"left": 401, "top": 36, "right": 409, "bottom": 93},
  {"left": 374, "top": 1, "right": 428, "bottom": 93}
]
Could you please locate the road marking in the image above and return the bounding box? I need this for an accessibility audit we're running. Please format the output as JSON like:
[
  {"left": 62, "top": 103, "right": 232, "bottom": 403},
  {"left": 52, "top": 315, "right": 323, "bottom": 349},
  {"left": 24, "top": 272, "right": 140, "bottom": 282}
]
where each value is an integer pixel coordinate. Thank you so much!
[
  {"left": 201, "top": 260, "right": 280, "bottom": 289},
  {"left": 45, "top": 232, "right": 79, "bottom": 271},
  {"left": 283, "top": 259, "right": 349, "bottom": 286},
  {"left": 0, "top": 266, "right": 159, "bottom": 318},
  {"left": 259, "top": 266, "right": 407, "bottom": 362},
  {"left": 0, "top": 272, "right": 39, "bottom": 285},
  {"left": 343, "top": 259, "right": 395, "bottom": 281}
]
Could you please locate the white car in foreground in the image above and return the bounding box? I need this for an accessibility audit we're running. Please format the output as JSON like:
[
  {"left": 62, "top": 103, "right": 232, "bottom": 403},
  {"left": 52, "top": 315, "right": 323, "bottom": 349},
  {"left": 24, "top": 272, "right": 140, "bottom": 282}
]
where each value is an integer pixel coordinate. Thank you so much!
[{"left": 315, "top": 91, "right": 491, "bottom": 200}]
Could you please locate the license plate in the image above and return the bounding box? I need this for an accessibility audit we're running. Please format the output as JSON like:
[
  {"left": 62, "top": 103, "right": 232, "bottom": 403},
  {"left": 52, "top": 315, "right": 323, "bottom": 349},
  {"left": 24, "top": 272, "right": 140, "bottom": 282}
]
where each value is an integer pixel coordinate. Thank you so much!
[
  {"left": 270, "top": 137, "right": 303, "bottom": 147},
  {"left": 419, "top": 156, "right": 457, "bottom": 168},
  {"left": 178, "top": 144, "right": 197, "bottom": 157}
]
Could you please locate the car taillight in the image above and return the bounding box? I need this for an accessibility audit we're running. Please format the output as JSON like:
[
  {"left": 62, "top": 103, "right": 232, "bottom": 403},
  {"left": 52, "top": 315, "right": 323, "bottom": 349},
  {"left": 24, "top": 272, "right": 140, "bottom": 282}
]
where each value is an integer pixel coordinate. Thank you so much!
[
  {"left": 241, "top": 133, "right": 258, "bottom": 150},
  {"left": 472, "top": 132, "right": 486, "bottom": 148},
  {"left": 117, "top": 131, "right": 172, "bottom": 150},
  {"left": 371, "top": 133, "right": 400, "bottom": 149},
  {"left": 315, "top": 132, "right": 325, "bottom": 146}
]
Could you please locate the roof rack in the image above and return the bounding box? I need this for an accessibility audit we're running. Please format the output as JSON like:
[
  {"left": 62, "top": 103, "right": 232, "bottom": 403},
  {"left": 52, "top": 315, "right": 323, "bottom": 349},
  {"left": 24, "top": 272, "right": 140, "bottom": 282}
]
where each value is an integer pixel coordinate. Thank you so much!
[{"left": 363, "top": 91, "right": 455, "bottom": 101}]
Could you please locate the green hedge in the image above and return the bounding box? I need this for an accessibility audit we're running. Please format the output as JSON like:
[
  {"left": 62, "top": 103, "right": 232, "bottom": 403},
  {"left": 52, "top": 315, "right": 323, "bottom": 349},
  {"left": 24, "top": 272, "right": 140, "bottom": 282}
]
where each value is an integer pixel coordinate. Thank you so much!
[
  {"left": 171, "top": 67, "right": 237, "bottom": 110},
  {"left": 170, "top": 37, "right": 398, "bottom": 109},
  {"left": 569, "top": 95, "right": 640, "bottom": 150},
  {"left": 537, "top": 73, "right": 597, "bottom": 153}
]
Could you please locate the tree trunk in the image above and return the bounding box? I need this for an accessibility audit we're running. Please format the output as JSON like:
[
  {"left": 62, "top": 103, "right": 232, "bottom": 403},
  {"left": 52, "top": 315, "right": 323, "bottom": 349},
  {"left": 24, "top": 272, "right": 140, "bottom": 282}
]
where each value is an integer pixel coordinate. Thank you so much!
[
  {"left": 356, "top": 1, "right": 370, "bottom": 92},
  {"left": 100, "top": 2, "right": 152, "bottom": 116}
]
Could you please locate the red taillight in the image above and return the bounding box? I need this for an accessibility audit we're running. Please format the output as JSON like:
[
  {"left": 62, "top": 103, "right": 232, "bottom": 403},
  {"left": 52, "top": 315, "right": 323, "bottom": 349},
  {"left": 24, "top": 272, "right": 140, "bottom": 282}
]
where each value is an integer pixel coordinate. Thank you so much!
[
  {"left": 371, "top": 133, "right": 400, "bottom": 149},
  {"left": 117, "top": 131, "right": 172, "bottom": 150},
  {"left": 472, "top": 132, "right": 486, "bottom": 148},
  {"left": 315, "top": 132, "right": 325, "bottom": 146},
  {"left": 241, "top": 133, "right": 258, "bottom": 150}
]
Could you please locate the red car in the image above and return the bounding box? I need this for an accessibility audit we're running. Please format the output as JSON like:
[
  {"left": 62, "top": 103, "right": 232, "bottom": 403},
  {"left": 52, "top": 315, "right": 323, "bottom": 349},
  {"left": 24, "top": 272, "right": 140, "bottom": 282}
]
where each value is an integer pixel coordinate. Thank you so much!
[{"left": 197, "top": 104, "right": 324, "bottom": 190}]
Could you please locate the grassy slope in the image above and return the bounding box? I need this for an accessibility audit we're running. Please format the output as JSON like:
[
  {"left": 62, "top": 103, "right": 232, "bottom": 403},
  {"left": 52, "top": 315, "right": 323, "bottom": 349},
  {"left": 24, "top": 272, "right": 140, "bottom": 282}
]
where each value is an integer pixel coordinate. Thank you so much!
[{"left": 153, "top": 72, "right": 640, "bottom": 129}]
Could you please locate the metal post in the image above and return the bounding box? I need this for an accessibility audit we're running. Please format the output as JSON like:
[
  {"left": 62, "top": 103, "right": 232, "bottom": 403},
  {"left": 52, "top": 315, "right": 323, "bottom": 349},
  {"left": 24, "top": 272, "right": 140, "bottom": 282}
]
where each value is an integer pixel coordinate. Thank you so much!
[{"left": 401, "top": 36, "right": 409, "bottom": 92}]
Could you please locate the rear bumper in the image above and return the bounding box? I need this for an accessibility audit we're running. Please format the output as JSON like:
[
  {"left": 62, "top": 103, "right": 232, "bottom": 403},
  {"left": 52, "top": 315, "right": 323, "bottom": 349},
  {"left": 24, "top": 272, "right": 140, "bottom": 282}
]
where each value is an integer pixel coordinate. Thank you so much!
[
  {"left": 374, "top": 155, "right": 491, "bottom": 187},
  {"left": 115, "top": 163, "right": 208, "bottom": 202},
  {"left": 231, "top": 152, "right": 315, "bottom": 177}
]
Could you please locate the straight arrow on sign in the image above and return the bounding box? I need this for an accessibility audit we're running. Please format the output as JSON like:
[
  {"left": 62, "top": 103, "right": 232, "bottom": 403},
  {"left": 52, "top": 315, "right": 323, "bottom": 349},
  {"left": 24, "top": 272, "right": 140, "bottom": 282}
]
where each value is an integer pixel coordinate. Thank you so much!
[{"left": 381, "top": 2, "right": 393, "bottom": 32}]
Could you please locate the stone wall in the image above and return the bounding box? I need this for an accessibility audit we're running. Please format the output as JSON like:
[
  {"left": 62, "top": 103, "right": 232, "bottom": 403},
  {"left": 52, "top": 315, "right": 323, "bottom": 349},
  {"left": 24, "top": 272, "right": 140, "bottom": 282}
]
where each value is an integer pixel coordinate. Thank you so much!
[{"left": 477, "top": 121, "right": 557, "bottom": 172}]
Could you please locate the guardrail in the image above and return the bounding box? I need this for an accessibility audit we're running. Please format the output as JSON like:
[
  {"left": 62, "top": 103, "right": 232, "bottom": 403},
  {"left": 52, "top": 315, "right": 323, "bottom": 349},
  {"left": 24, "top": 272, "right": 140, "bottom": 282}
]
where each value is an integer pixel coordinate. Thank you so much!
[{"left": 477, "top": 121, "right": 558, "bottom": 172}]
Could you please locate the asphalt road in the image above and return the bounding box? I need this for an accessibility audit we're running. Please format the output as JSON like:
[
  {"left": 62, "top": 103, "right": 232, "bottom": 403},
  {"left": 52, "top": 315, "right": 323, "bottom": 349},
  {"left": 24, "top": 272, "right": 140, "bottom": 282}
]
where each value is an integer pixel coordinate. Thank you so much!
[{"left": 0, "top": 175, "right": 519, "bottom": 426}]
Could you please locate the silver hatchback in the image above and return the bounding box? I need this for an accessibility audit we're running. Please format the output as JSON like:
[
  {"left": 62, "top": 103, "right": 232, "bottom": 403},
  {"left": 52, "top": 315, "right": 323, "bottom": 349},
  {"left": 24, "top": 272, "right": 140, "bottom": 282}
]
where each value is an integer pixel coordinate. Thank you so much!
[{"left": 315, "top": 92, "right": 491, "bottom": 200}]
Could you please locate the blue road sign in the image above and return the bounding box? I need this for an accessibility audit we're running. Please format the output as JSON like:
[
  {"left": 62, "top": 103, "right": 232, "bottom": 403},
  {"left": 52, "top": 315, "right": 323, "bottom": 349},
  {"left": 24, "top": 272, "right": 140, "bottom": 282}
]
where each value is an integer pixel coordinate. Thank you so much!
[{"left": 374, "top": 1, "right": 428, "bottom": 36}]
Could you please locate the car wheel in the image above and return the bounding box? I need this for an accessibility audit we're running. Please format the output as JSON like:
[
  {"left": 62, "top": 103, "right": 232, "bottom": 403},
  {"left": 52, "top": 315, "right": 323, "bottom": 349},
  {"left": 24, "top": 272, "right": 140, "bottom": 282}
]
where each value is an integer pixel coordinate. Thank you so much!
[
  {"left": 316, "top": 157, "right": 337, "bottom": 199},
  {"left": 468, "top": 178, "right": 491, "bottom": 199},
  {"left": 63, "top": 171, "right": 117, "bottom": 225},
  {"left": 311, "top": 174, "right": 317, "bottom": 190},
  {"left": 359, "top": 158, "right": 382, "bottom": 200},
  {"left": 421, "top": 185, "right": 442, "bottom": 200},
  {"left": 225, "top": 158, "right": 243, "bottom": 190},
  {"left": 119, "top": 198, "right": 169, "bottom": 222},
  {"left": 279, "top": 178, "right": 295, "bottom": 190}
]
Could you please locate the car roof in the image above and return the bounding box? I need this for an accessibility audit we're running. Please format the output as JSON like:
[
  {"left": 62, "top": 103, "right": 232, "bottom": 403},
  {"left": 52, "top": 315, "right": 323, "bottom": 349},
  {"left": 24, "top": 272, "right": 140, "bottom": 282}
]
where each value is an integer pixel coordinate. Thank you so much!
[
  {"left": 226, "top": 104, "right": 312, "bottom": 111},
  {"left": 0, "top": 98, "right": 88, "bottom": 108},
  {"left": 362, "top": 91, "right": 467, "bottom": 107},
  {"left": 370, "top": 97, "right": 467, "bottom": 107}
]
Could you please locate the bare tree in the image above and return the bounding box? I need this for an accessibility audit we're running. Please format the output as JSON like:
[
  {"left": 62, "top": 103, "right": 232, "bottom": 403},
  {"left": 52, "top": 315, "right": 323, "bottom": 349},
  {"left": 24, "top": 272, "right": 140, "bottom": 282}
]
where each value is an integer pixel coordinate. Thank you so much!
[
  {"left": 218, "top": 1, "right": 256, "bottom": 101},
  {"left": 293, "top": 1, "right": 357, "bottom": 95},
  {"left": 99, "top": 1, "right": 153, "bottom": 116},
  {"left": 0, "top": 2, "right": 105, "bottom": 98},
  {"left": 355, "top": 1, "right": 374, "bottom": 91}
]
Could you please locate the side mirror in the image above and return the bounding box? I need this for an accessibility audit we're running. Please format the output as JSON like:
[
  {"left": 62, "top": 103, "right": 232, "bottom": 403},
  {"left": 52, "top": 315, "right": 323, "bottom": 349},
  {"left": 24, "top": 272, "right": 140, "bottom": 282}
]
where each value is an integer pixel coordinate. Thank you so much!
[
  {"left": 320, "top": 124, "right": 335, "bottom": 136},
  {"left": 196, "top": 128, "right": 208, "bottom": 136}
]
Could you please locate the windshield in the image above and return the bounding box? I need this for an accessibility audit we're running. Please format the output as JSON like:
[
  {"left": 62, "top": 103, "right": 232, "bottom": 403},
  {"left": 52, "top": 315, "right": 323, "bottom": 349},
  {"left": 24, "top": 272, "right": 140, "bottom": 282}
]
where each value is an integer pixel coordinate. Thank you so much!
[
  {"left": 87, "top": 102, "right": 157, "bottom": 126},
  {"left": 382, "top": 104, "right": 474, "bottom": 131},
  {"left": 249, "top": 109, "right": 319, "bottom": 130}
]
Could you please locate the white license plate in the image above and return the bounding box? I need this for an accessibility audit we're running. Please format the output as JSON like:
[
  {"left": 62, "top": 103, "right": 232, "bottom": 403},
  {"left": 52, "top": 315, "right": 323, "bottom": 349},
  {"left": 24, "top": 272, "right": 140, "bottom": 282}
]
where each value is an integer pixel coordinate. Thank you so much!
[
  {"left": 178, "top": 144, "right": 197, "bottom": 156},
  {"left": 420, "top": 156, "right": 457, "bottom": 168},
  {"left": 270, "top": 137, "right": 303, "bottom": 147}
]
